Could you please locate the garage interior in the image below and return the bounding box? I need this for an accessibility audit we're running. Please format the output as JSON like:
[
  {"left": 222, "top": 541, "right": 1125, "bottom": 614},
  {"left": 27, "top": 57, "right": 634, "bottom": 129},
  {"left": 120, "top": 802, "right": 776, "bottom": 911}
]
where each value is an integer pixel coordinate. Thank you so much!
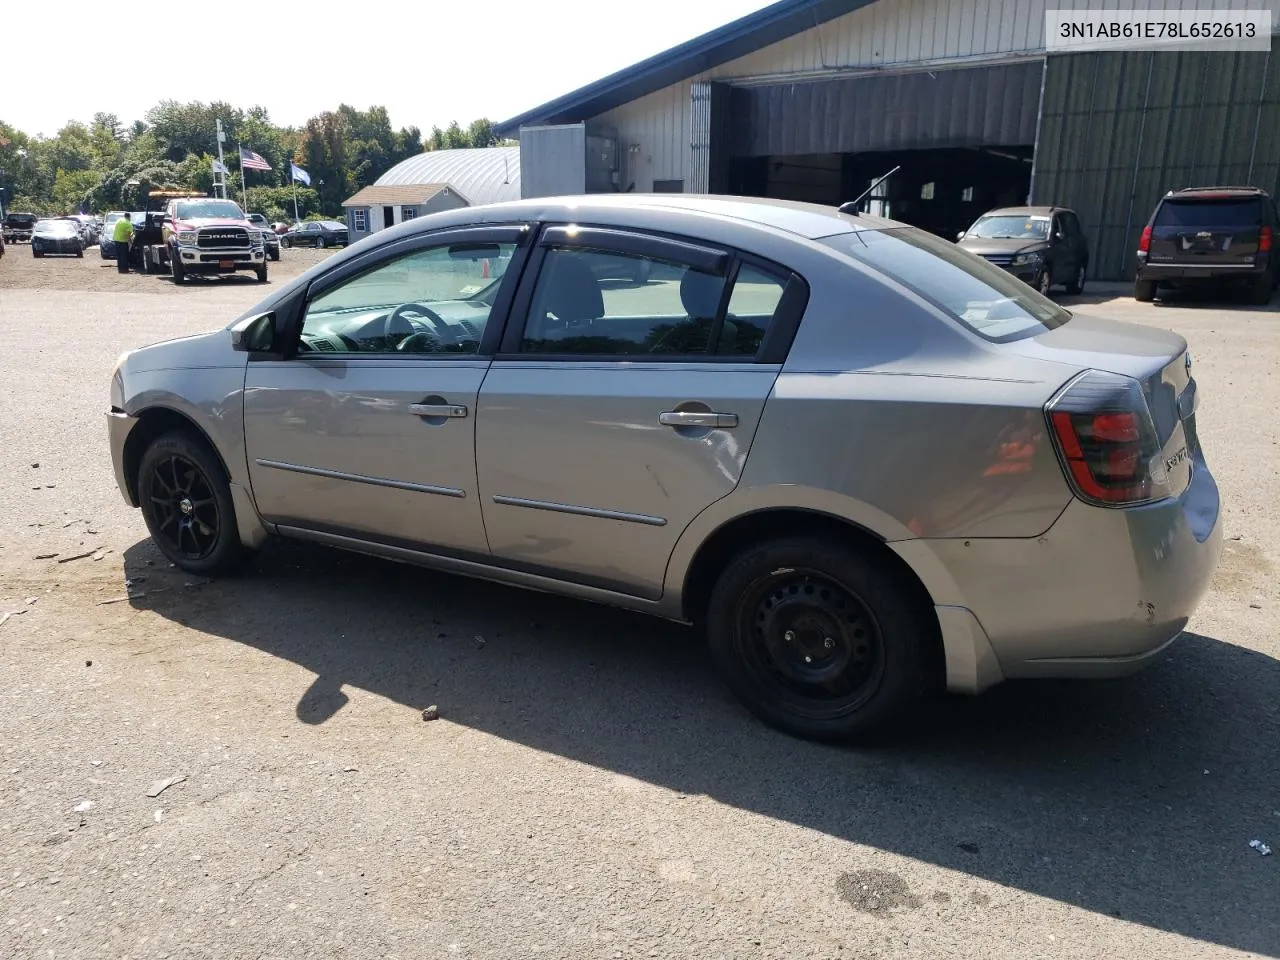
[
  {"left": 701, "top": 61, "right": 1042, "bottom": 242},
  {"left": 729, "top": 146, "right": 1033, "bottom": 239}
]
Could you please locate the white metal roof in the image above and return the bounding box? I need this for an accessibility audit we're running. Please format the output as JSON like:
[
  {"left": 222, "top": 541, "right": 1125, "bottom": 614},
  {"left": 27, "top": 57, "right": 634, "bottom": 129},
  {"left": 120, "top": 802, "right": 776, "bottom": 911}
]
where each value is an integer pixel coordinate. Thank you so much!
[{"left": 374, "top": 146, "right": 521, "bottom": 207}]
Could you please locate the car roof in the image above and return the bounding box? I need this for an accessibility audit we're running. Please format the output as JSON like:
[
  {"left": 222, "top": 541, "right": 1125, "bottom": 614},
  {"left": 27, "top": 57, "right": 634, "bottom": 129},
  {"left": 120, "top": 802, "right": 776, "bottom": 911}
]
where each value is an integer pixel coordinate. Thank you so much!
[
  {"left": 424, "top": 194, "right": 895, "bottom": 241},
  {"left": 1167, "top": 185, "right": 1270, "bottom": 198},
  {"left": 978, "top": 206, "right": 1068, "bottom": 217}
]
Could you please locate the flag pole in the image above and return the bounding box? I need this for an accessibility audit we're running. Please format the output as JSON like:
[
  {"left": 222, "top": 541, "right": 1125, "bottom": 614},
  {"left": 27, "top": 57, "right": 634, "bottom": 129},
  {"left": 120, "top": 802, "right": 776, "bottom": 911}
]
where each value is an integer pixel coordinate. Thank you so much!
[
  {"left": 291, "top": 166, "right": 300, "bottom": 223},
  {"left": 238, "top": 144, "right": 248, "bottom": 211}
]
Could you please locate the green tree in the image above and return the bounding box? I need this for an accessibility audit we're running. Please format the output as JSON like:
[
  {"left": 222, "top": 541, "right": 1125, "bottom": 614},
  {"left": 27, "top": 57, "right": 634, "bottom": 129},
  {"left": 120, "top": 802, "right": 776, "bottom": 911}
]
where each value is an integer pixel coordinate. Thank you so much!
[{"left": 52, "top": 169, "right": 101, "bottom": 213}]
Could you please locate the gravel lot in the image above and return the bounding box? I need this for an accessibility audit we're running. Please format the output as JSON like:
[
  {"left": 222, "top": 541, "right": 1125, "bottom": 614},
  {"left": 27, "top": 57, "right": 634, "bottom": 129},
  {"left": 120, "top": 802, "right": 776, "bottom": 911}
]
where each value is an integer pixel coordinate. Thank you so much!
[{"left": 0, "top": 247, "right": 1277, "bottom": 959}]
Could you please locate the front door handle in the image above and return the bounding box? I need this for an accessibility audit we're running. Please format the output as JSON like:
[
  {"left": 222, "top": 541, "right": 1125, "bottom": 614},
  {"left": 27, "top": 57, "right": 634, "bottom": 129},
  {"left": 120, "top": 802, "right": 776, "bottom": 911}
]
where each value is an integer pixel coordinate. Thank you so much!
[
  {"left": 409, "top": 402, "right": 468, "bottom": 418},
  {"left": 659, "top": 410, "right": 738, "bottom": 429}
]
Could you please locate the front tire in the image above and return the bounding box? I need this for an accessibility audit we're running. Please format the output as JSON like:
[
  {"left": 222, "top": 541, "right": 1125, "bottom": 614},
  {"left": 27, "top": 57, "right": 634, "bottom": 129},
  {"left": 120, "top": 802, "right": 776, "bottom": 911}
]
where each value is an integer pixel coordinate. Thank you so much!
[
  {"left": 705, "top": 537, "right": 938, "bottom": 742},
  {"left": 255, "top": 264, "right": 268, "bottom": 283},
  {"left": 171, "top": 253, "right": 186, "bottom": 284},
  {"left": 1134, "top": 277, "right": 1156, "bottom": 302},
  {"left": 1036, "top": 266, "right": 1053, "bottom": 296},
  {"left": 137, "top": 431, "right": 246, "bottom": 576}
]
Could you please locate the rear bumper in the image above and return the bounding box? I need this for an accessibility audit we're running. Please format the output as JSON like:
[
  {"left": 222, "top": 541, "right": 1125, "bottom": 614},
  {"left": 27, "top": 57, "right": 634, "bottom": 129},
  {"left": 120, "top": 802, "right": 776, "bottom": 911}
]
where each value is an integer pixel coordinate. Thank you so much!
[
  {"left": 1137, "top": 260, "right": 1267, "bottom": 281},
  {"left": 896, "top": 449, "right": 1223, "bottom": 688}
]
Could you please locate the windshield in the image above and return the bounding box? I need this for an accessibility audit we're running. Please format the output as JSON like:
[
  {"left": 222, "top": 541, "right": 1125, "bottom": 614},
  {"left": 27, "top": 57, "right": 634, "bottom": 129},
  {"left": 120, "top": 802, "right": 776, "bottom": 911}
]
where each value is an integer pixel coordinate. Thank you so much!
[
  {"left": 1156, "top": 198, "right": 1263, "bottom": 227},
  {"left": 822, "top": 227, "right": 1071, "bottom": 342},
  {"left": 174, "top": 200, "right": 244, "bottom": 220},
  {"left": 966, "top": 215, "right": 1050, "bottom": 240},
  {"left": 36, "top": 220, "right": 78, "bottom": 234},
  {"left": 104, "top": 212, "right": 124, "bottom": 225},
  {"left": 245, "top": 214, "right": 267, "bottom": 225},
  {"left": 320, "top": 221, "right": 345, "bottom": 229}
]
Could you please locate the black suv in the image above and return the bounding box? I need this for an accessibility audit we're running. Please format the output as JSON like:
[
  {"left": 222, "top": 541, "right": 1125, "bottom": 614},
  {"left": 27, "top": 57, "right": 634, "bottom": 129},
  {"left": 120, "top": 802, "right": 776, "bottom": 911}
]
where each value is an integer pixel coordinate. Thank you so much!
[{"left": 1134, "top": 186, "right": 1279, "bottom": 304}]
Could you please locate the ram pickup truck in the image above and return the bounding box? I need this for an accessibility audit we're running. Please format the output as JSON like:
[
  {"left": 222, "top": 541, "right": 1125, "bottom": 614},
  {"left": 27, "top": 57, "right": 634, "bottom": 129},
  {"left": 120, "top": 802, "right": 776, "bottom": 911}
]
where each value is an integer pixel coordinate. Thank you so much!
[{"left": 157, "top": 196, "right": 267, "bottom": 284}]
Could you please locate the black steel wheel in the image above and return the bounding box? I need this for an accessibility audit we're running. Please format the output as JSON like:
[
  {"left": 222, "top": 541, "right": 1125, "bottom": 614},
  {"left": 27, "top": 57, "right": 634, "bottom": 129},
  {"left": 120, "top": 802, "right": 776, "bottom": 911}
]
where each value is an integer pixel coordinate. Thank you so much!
[
  {"left": 138, "top": 431, "right": 246, "bottom": 575},
  {"left": 706, "top": 537, "right": 938, "bottom": 742},
  {"left": 1037, "top": 266, "right": 1053, "bottom": 296}
]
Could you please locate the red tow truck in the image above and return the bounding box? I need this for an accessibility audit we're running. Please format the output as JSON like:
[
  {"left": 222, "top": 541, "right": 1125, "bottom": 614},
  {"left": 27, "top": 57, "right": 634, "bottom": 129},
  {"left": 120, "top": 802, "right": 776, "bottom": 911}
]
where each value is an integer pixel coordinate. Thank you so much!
[{"left": 134, "top": 191, "right": 268, "bottom": 283}]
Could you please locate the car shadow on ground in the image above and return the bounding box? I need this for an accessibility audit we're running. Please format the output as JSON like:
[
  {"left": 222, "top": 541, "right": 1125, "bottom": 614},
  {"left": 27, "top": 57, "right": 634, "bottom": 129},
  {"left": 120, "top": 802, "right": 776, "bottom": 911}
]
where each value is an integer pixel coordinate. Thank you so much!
[{"left": 123, "top": 538, "right": 1280, "bottom": 956}]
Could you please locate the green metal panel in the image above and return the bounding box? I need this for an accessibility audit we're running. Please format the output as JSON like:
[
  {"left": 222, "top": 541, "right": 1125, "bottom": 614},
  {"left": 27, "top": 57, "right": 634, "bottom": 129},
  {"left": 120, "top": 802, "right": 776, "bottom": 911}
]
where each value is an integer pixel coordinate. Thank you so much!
[{"left": 1033, "top": 49, "right": 1280, "bottom": 281}]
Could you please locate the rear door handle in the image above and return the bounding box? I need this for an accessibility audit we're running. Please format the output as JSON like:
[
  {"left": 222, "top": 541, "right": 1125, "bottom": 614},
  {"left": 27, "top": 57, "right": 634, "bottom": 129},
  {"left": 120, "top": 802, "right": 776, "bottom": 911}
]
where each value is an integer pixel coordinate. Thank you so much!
[
  {"left": 659, "top": 410, "right": 738, "bottom": 429},
  {"left": 409, "top": 402, "right": 468, "bottom": 418}
]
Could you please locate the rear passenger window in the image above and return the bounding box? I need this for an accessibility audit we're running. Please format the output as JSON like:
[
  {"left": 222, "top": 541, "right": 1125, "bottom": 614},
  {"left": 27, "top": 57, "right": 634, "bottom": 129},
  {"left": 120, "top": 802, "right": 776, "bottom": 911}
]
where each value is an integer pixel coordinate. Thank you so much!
[
  {"left": 519, "top": 245, "right": 790, "bottom": 359},
  {"left": 520, "top": 247, "right": 727, "bottom": 356},
  {"left": 720, "top": 265, "right": 786, "bottom": 356}
]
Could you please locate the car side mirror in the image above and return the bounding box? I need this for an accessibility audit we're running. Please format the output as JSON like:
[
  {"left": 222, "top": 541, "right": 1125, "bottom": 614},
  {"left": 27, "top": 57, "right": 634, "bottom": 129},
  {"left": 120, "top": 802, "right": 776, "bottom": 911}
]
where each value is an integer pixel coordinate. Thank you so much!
[
  {"left": 230, "top": 311, "right": 278, "bottom": 353},
  {"left": 956, "top": 231, "right": 965, "bottom": 241},
  {"left": 1052, "top": 231, "right": 1063, "bottom": 242}
]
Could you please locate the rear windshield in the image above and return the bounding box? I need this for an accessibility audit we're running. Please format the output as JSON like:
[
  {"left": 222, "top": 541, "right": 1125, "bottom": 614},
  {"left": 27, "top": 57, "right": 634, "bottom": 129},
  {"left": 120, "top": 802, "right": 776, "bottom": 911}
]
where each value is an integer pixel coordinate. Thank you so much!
[
  {"left": 1156, "top": 197, "right": 1263, "bottom": 227},
  {"left": 821, "top": 227, "right": 1071, "bottom": 342}
]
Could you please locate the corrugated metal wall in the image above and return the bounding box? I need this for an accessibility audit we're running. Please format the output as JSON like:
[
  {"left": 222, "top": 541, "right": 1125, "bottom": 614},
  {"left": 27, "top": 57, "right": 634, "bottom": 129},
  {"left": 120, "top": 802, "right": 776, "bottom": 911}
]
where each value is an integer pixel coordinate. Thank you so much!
[
  {"left": 1034, "top": 49, "right": 1280, "bottom": 280},
  {"left": 731, "top": 62, "right": 1041, "bottom": 156},
  {"left": 592, "top": 0, "right": 1280, "bottom": 202}
]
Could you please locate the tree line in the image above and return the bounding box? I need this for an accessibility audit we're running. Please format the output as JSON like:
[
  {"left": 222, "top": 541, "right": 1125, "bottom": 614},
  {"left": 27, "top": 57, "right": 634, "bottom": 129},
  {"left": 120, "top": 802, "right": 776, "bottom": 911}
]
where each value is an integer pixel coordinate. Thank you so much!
[{"left": 0, "top": 104, "right": 508, "bottom": 222}]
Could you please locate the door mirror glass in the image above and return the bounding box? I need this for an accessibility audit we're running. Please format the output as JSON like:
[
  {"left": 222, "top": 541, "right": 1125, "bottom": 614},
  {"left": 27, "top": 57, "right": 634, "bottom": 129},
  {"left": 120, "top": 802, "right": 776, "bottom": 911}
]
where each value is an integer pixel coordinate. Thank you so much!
[
  {"left": 230, "top": 311, "right": 277, "bottom": 353},
  {"left": 956, "top": 231, "right": 966, "bottom": 241}
]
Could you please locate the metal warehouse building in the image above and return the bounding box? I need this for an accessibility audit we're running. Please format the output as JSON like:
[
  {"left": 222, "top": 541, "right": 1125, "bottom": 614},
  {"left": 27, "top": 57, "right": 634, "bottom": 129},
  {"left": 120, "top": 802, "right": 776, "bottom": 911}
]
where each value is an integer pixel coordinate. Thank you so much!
[{"left": 497, "top": 0, "right": 1280, "bottom": 280}]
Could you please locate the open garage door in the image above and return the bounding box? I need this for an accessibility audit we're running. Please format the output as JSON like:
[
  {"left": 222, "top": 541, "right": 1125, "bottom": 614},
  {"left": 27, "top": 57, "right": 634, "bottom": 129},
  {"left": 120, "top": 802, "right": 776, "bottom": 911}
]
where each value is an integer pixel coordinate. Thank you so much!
[{"left": 721, "top": 61, "right": 1044, "bottom": 240}]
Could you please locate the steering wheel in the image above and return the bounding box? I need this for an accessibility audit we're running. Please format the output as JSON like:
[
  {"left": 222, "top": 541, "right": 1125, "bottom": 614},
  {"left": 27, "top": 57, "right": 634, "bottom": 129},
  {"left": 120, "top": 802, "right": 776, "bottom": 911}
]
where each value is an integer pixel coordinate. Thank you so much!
[{"left": 383, "top": 301, "right": 455, "bottom": 349}]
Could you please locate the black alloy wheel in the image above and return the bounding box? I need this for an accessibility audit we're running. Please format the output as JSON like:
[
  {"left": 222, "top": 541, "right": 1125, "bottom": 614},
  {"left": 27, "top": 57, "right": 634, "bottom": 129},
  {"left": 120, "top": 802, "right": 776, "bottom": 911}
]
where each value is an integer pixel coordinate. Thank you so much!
[
  {"left": 146, "top": 452, "right": 221, "bottom": 561},
  {"left": 137, "top": 432, "right": 246, "bottom": 575}
]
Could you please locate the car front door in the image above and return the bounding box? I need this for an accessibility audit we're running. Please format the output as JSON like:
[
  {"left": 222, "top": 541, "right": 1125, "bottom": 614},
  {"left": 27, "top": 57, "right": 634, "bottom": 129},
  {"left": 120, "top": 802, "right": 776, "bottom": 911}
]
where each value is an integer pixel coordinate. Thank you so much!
[
  {"left": 475, "top": 226, "right": 803, "bottom": 599},
  {"left": 1049, "top": 214, "right": 1075, "bottom": 280},
  {"left": 243, "top": 225, "right": 529, "bottom": 555}
]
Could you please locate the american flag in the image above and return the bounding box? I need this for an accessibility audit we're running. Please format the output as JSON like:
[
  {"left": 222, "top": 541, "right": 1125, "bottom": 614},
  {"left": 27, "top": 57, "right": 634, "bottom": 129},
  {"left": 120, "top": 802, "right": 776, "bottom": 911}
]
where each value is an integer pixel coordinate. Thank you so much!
[{"left": 238, "top": 146, "right": 272, "bottom": 171}]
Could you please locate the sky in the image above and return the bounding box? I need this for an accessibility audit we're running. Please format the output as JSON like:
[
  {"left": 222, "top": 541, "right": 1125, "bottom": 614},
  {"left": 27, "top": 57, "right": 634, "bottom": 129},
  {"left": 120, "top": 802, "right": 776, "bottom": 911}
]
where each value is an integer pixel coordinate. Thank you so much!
[{"left": 5, "top": 0, "right": 777, "bottom": 137}]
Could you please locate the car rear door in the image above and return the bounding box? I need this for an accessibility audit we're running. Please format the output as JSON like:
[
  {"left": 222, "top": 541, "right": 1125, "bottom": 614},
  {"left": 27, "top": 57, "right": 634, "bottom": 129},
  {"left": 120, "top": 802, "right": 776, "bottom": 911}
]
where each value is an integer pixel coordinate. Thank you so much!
[
  {"left": 1148, "top": 194, "right": 1266, "bottom": 267},
  {"left": 474, "top": 225, "right": 805, "bottom": 599}
]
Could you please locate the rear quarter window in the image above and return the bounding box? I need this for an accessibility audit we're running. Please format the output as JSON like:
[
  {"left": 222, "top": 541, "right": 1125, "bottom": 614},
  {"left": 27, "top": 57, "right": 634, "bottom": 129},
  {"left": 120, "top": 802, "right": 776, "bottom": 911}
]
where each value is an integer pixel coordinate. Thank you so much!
[
  {"left": 1155, "top": 198, "right": 1264, "bottom": 227},
  {"left": 821, "top": 227, "right": 1071, "bottom": 343}
]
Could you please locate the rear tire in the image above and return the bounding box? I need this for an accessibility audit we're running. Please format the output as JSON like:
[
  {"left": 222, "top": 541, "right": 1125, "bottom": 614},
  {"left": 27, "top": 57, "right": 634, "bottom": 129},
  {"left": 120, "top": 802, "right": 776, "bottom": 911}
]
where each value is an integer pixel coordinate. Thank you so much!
[
  {"left": 705, "top": 537, "right": 938, "bottom": 742},
  {"left": 1134, "top": 278, "right": 1157, "bottom": 302},
  {"left": 137, "top": 431, "right": 246, "bottom": 576},
  {"left": 1247, "top": 270, "right": 1273, "bottom": 305}
]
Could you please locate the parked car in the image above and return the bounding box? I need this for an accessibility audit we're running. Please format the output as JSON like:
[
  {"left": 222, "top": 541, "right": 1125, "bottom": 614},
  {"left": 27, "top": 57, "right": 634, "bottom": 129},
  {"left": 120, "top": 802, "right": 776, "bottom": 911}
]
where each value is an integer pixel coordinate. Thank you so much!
[
  {"left": 99, "top": 211, "right": 129, "bottom": 259},
  {"left": 31, "top": 218, "right": 84, "bottom": 257},
  {"left": 282, "top": 220, "right": 348, "bottom": 248},
  {"left": 71, "top": 214, "right": 100, "bottom": 245},
  {"left": 245, "top": 213, "right": 281, "bottom": 261},
  {"left": 106, "top": 196, "right": 1221, "bottom": 742},
  {"left": 57, "top": 216, "right": 94, "bottom": 248},
  {"left": 956, "top": 205, "right": 1089, "bottom": 296},
  {"left": 1134, "top": 186, "right": 1279, "bottom": 304},
  {"left": 2, "top": 212, "right": 38, "bottom": 244},
  {"left": 271, "top": 221, "right": 290, "bottom": 235}
]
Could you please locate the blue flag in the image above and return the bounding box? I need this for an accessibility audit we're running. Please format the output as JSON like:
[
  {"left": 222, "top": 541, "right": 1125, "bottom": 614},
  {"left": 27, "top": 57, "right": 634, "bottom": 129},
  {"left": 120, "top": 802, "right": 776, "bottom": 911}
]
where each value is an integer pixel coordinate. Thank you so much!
[{"left": 290, "top": 163, "right": 312, "bottom": 186}]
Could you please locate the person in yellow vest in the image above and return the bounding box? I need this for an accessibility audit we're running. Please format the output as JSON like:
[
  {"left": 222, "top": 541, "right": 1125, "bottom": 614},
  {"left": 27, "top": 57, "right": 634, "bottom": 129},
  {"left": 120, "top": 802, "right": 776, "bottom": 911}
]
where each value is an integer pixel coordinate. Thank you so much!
[{"left": 112, "top": 214, "right": 135, "bottom": 274}]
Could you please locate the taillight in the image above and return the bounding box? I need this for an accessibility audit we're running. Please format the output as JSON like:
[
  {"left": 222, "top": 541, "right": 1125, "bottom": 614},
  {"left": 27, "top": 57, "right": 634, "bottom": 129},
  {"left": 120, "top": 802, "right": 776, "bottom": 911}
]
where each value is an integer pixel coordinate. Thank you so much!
[
  {"left": 1260, "top": 225, "right": 1272, "bottom": 253},
  {"left": 1138, "top": 225, "right": 1152, "bottom": 253},
  {"left": 1047, "top": 371, "right": 1169, "bottom": 507}
]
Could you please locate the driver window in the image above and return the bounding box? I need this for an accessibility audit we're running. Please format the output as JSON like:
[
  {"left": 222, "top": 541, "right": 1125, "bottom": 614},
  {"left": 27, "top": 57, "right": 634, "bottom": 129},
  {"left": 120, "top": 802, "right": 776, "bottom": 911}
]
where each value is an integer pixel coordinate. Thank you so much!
[{"left": 299, "top": 241, "right": 516, "bottom": 355}]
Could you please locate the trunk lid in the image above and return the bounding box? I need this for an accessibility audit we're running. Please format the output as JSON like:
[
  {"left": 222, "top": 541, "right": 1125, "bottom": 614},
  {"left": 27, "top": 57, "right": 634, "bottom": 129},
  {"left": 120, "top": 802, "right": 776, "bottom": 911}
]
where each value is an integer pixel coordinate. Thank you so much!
[
  {"left": 1006, "top": 314, "right": 1198, "bottom": 497},
  {"left": 1148, "top": 195, "right": 1266, "bottom": 266}
]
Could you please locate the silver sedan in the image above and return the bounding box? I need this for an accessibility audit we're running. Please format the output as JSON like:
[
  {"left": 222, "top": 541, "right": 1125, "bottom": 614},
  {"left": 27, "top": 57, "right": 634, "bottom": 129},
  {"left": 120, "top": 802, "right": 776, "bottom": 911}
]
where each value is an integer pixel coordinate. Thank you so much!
[{"left": 106, "top": 196, "right": 1222, "bottom": 741}]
